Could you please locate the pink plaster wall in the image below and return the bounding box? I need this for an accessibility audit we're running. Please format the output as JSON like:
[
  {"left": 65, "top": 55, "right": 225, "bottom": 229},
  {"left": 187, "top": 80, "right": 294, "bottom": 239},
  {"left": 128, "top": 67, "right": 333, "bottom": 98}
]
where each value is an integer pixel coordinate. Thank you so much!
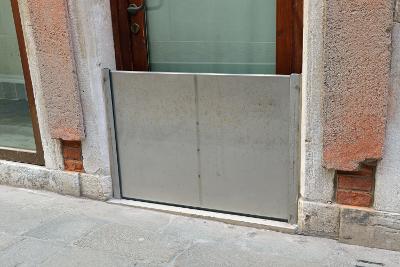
[
  {"left": 323, "top": 0, "right": 393, "bottom": 171},
  {"left": 26, "top": 0, "right": 84, "bottom": 140}
]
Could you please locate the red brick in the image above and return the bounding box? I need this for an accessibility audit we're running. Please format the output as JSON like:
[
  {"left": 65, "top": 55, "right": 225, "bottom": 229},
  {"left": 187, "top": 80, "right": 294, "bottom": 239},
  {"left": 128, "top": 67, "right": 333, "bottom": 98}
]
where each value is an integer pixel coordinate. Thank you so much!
[
  {"left": 337, "top": 175, "right": 374, "bottom": 192},
  {"left": 337, "top": 165, "right": 374, "bottom": 178},
  {"left": 62, "top": 140, "right": 81, "bottom": 148},
  {"left": 62, "top": 146, "right": 81, "bottom": 161},
  {"left": 64, "top": 159, "right": 84, "bottom": 172},
  {"left": 336, "top": 190, "right": 373, "bottom": 207},
  {"left": 61, "top": 140, "right": 83, "bottom": 172}
]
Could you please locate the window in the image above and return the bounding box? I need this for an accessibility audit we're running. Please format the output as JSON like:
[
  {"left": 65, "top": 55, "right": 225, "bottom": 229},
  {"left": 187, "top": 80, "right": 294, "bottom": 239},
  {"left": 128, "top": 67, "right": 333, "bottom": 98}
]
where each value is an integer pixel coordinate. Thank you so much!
[
  {"left": 111, "top": 0, "right": 303, "bottom": 74},
  {"left": 146, "top": 0, "right": 276, "bottom": 74},
  {"left": 0, "top": 0, "right": 44, "bottom": 165}
]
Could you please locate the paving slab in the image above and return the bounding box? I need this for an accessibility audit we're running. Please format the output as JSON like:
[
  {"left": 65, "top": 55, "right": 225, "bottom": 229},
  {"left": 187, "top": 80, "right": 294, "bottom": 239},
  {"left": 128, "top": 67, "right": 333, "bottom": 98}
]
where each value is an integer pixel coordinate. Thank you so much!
[
  {"left": 74, "top": 223, "right": 189, "bottom": 265},
  {"left": 0, "top": 232, "right": 23, "bottom": 252},
  {"left": 0, "top": 237, "right": 65, "bottom": 267},
  {"left": 41, "top": 247, "right": 138, "bottom": 267},
  {"left": 0, "top": 201, "right": 63, "bottom": 235},
  {"left": 0, "top": 185, "right": 400, "bottom": 266},
  {"left": 24, "top": 213, "right": 108, "bottom": 245}
]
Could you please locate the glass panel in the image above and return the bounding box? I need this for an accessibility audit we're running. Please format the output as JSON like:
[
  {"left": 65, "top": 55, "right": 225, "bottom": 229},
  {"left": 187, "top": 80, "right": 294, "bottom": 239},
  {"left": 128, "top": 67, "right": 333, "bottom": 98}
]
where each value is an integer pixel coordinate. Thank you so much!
[
  {"left": 0, "top": 0, "right": 35, "bottom": 151},
  {"left": 146, "top": 0, "right": 276, "bottom": 74}
]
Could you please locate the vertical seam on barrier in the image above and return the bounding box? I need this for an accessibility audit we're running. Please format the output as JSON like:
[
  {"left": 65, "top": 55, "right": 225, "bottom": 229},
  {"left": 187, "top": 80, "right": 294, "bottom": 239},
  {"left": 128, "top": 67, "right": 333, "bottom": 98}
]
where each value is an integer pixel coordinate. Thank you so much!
[{"left": 194, "top": 75, "right": 203, "bottom": 206}]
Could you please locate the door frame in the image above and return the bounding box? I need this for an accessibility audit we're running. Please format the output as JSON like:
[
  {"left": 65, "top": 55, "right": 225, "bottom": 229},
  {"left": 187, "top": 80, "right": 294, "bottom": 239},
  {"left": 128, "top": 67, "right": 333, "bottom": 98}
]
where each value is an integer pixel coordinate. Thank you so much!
[
  {"left": 0, "top": 0, "right": 44, "bottom": 165},
  {"left": 276, "top": 0, "right": 303, "bottom": 74},
  {"left": 110, "top": 0, "right": 303, "bottom": 74}
]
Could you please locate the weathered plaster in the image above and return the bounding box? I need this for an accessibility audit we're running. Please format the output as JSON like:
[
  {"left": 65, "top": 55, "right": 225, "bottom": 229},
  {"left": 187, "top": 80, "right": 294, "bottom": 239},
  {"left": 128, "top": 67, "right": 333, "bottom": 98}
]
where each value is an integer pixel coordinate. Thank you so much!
[
  {"left": 300, "top": 0, "right": 335, "bottom": 203},
  {"left": 375, "top": 23, "right": 400, "bottom": 214},
  {"left": 24, "top": 0, "right": 84, "bottom": 141},
  {"left": 18, "top": 0, "right": 64, "bottom": 169},
  {"left": 323, "top": 0, "right": 393, "bottom": 171},
  {"left": 67, "top": 0, "right": 116, "bottom": 175}
]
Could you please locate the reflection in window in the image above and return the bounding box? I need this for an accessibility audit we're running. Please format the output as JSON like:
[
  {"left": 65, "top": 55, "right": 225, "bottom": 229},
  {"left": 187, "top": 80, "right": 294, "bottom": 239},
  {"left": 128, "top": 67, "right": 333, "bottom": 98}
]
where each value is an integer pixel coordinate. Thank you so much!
[{"left": 0, "top": 0, "right": 35, "bottom": 150}]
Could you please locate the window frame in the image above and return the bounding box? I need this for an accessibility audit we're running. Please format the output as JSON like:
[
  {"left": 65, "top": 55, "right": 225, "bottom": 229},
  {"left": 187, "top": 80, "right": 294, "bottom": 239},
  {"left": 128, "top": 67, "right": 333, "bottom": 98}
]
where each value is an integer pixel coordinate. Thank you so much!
[
  {"left": 0, "top": 0, "right": 44, "bottom": 165},
  {"left": 110, "top": 0, "right": 303, "bottom": 74}
]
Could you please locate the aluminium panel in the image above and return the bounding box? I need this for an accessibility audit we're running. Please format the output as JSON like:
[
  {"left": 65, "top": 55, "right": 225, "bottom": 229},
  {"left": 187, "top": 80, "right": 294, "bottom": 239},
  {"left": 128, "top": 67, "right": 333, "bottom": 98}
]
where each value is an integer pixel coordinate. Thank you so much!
[
  {"left": 111, "top": 72, "right": 200, "bottom": 206},
  {"left": 197, "top": 75, "right": 291, "bottom": 219}
]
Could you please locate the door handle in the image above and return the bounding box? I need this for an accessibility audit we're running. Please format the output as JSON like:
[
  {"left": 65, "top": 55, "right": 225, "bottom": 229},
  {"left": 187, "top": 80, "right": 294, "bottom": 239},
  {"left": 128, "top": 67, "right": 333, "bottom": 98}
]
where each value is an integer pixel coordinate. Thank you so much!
[{"left": 127, "top": 1, "right": 145, "bottom": 16}]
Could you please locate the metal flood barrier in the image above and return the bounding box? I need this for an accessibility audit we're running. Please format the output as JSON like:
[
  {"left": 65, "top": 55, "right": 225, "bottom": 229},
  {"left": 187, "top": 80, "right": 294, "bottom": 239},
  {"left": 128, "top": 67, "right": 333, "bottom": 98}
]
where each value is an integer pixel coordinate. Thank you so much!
[{"left": 104, "top": 70, "right": 301, "bottom": 223}]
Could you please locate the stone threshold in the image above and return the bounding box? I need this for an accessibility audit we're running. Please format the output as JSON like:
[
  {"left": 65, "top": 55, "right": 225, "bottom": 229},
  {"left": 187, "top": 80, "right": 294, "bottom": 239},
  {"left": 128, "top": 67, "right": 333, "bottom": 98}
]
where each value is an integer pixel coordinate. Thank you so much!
[{"left": 108, "top": 198, "right": 298, "bottom": 234}]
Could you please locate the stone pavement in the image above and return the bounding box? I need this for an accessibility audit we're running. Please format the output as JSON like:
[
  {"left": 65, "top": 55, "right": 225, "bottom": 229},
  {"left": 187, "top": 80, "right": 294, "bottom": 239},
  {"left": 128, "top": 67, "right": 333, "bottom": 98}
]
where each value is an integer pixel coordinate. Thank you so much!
[{"left": 0, "top": 185, "right": 399, "bottom": 267}]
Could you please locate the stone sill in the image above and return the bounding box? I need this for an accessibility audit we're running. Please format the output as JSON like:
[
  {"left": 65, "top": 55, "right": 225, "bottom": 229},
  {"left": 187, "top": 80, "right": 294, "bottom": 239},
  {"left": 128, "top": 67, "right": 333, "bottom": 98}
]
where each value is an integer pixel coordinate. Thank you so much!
[{"left": 108, "top": 198, "right": 298, "bottom": 234}]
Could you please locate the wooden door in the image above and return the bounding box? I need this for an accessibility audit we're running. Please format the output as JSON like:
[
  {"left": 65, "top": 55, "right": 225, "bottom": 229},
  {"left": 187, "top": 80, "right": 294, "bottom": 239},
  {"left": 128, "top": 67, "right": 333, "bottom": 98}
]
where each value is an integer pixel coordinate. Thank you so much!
[{"left": 111, "top": 0, "right": 149, "bottom": 71}]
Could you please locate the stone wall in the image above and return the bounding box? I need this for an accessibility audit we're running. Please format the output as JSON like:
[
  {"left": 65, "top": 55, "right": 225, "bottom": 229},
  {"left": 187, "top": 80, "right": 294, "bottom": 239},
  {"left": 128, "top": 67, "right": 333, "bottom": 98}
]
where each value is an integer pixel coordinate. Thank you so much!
[
  {"left": 299, "top": 0, "right": 400, "bottom": 252},
  {"left": 374, "top": 0, "right": 400, "bottom": 215},
  {"left": 2, "top": 0, "right": 116, "bottom": 198},
  {"left": 322, "top": 0, "right": 393, "bottom": 171}
]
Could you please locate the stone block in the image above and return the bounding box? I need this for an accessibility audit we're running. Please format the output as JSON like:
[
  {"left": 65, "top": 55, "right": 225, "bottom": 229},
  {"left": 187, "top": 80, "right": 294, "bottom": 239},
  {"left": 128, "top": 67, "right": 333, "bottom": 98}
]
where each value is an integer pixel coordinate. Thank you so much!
[
  {"left": 374, "top": 24, "right": 400, "bottom": 214},
  {"left": 0, "top": 161, "right": 49, "bottom": 190},
  {"left": 47, "top": 170, "right": 80, "bottom": 197},
  {"left": 80, "top": 173, "right": 112, "bottom": 201},
  {"left": 298, "top": 199, "right": 340, "bottom": 238},
  {"left": 301, "top": 0, "right": 336, "bottom": 202},
  {"left": 339, "top": 207, "right": 400, "bottom": 251},
  {"left": 336, "top": 191, "right": 373, "bottom": 207},
  {"left": 0, "top": 161, "right": 81, "bottom": 198}
]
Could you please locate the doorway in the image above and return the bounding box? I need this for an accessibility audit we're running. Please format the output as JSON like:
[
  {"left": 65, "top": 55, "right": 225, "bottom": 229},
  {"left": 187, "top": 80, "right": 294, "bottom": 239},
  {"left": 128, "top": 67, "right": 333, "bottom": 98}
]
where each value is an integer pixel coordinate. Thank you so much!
[{"left": 108, "top": 0, "right": 302, "bottom": 222}]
